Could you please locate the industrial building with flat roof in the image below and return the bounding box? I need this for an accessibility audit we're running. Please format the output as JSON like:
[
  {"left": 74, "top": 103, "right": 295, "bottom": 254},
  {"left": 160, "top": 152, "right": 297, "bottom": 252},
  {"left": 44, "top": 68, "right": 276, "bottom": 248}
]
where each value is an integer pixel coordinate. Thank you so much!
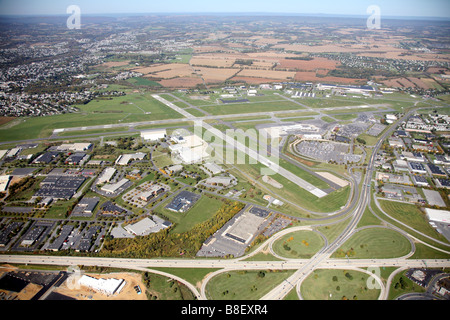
[
  {"left": 101, "top": 178, "right": 130, "bottom": 194},
  {"left": 97, "top": 167, "right": 116, "bottom": 184},
  {"left": 166, "top": 191, "right": 201, "bottom": 213},
  {"left": 78, "top": 275, "right": 126, "bottom": 296},
  {"left": 34, "top": 176, "right": 86, "bottom": 200},
  {"left": 0, "top": 175, "right": 11, "bottom": 192},
  {"left": 71, "top": 197, "right": 99, "bottom": 217},
  {"left": 115, "top": 153, "right": 146, "bottom": 166},
  {"left": 55, "top": 143, "right": 92, "bottom": 152},
  {"left": 141, "top": 129, "right": 166, "bottom": 141}
]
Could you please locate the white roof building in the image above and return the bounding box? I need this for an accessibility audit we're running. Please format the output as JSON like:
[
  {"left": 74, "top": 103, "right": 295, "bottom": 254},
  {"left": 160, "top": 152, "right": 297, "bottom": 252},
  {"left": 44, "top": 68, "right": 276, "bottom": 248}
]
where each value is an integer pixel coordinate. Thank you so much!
[
  {"left": 141, "top": 129, "right": 166, "bottom": 141},
  {"left": 115, "top": 153, "right": 146, "bottom": 165},
  {"left": 0, "top": 175, "right": 11, "bottom": 192},
  {"left": 101, "top": 178, "right": 129, "bottom": 194},
  {"left": 425, "top": 208, "right": 450, "bottom": 224},
  {"left": 205, "top": 176, "right": 234, "bottom": 186},
  {"left": 57, "top": 143, "right": 92, "bottom": 152},
  {"left": 386, "top": 114, "right": 398, "bottom": 121},
  {"left": 78, "top": 275, "right": 126, "bottom": 296},
  {"left": 203, "top": 162, "right": 224, "bottom": 175},
  {"left": 97, "top": 168, "right": 116, "bottom": 184},
  {"left": 6, "top": 148, "right": 21, "bottom": 158},
  {"left": 171, "top": 135, "right": 210, "bottom": 164},
  {"left": 124, "top": 217, "right": 156, "bottom": 236}
]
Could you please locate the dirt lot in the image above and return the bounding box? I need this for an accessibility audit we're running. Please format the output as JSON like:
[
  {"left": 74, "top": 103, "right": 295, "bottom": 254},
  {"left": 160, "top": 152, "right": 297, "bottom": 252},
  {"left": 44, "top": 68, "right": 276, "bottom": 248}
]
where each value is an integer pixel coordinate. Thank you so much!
[
  {"left": 238, "top": 69, "right": 296, "bottom": 80},
  {"left": 159, "top": 77, "right": 204, "bottom": 88},
  {"left": 134, "top": 63, "right": 194, "bottom": 79},
  {"left": 190, "top": 57, "right": 236, "bottom": 68},
  {"left": 100, "top": 61, "right": 131, "bottom": 68},
  {"left": 53, "top": 272, "right": 148, "bottom": 300},
  {"left": 0, "top": 117, "right": 17, "bottom": 127},
  {"left": 277, "top": 57, "right": 340, "bottom": 71}
]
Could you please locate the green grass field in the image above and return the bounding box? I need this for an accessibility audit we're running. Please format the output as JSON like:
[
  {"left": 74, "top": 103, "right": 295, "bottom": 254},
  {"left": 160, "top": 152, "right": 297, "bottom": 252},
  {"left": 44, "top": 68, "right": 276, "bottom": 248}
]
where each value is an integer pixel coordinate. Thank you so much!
[
  {"left": 201, "top": 100, "right": 304, "bottom": 116},
  {"left": 155, "top": 195, "right": 224, "bottom": 234},
  {"left": 378, "top": 200, "right": 448, "bottom": 243},
  {"left": 332, "top": 227, "right": 412, "bottom": 259},
  {"left": 205, "top": 270, "right": 296, "bottom": 300},
  {"left": 76, "top": 93, "right": 183, "bottom": 118},
  {"left": 272, "top": 230, "right": 325, "bottom": 259},
  {"left": 0, "top": 94, "right": 185, "bottom": 142},
  {"left": 300, "top": 269, "right": 381, "bottom": 300},
  {"left": 126, "top": 77, "right": 162, "bottom": 87},
  {"left": 230, "top": 160, "right": 350, "bottom": 216}
]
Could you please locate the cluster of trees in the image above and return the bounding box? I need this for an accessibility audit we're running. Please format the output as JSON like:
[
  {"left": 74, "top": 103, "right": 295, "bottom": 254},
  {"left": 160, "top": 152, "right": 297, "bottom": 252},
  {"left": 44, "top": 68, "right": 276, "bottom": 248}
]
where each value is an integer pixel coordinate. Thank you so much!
[
  {"left": 117, "top": 137, "right": 143, "bottom": 151},
  {"left": 394, "top": 276, "right": 409, "bottom": 290},
  {"left": 100, "top": 200, "right": 245, "bottom": 258},
  {"left": 5, "top": 177, "right": 38, "bottom": 202}
]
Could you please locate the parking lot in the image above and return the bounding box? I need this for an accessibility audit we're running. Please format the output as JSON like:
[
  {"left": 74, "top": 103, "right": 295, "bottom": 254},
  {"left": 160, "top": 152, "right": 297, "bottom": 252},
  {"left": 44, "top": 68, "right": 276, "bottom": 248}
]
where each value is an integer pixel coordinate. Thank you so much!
[
  {"left": 196, "top": 206, "right": 272, "bottom": 258},
  {"left": 296, "top": 140, "right": 361, "bottom": 164}
]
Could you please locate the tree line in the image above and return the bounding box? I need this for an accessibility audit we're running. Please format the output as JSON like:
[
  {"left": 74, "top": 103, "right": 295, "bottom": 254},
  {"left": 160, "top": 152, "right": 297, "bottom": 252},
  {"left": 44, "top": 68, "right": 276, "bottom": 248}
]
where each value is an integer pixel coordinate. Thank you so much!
[{"left": 100, "top": 200, "right": 245, "bottom": 259}]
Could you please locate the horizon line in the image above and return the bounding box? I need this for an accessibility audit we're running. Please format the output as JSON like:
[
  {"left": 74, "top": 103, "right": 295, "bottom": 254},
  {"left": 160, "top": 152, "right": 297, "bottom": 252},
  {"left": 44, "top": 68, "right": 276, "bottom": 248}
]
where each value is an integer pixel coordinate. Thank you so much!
[{"left": 1, "top": 11, "right": 449, "bottom": 20}]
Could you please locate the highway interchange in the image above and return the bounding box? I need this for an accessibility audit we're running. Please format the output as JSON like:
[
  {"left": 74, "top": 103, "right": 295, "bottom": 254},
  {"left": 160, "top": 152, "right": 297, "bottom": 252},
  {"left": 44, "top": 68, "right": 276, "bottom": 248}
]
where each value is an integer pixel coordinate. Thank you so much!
[{"left": 1, "top": 94, "right": 449, "bottom": 300}]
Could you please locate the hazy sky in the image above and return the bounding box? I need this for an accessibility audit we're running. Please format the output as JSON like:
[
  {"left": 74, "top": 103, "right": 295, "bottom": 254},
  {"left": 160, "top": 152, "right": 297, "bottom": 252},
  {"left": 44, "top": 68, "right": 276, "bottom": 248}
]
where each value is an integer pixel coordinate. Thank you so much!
[{"left": 0, "top": 0, "right": 449, "bottom": 18}]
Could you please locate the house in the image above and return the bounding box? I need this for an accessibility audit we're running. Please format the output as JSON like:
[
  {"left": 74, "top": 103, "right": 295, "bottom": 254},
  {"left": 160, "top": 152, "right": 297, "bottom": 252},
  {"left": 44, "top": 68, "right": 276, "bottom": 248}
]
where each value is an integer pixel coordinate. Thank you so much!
[
  {"left": 56, "top": 143, "right": 92, "bottom": 152},
  {"left": 78, "top": 275, "right": 126, "bottom": 296},
  {"left": 428, "top": 164, "right": 447, "bottom": 177},
  {"left": 124, "top": 218, "right": 156, "bottom": 236},
  {"left": 204, "top": 176, "right": 234, "bottom": 187},
  {"left": 381, "top": 185, "right": 402, "bottom": 198},
  {"left": 167, "top": 164, "right": 183, "bottom": 174},
  {"left": 33, "top": 151, "right": 60, "bottom": 164},
  {"left": 425, "top": 208, "right": 450, "bottom": 226}
]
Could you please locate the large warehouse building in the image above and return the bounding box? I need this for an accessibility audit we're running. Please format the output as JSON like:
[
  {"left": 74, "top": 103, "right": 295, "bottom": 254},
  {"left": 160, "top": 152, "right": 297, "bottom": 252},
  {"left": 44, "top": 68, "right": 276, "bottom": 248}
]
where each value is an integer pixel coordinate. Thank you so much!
[
  {"left": 425, "top": 208, "right": 450, "bottom": 242},
  {"left": 425, "top": 208, "right": 450, "bottom": 225},
  {"left": 141, "top": 129, "right": 167, "bottom": 142},
  {"left": 78, "top": 275, "right": 126, "bottom": 296}
]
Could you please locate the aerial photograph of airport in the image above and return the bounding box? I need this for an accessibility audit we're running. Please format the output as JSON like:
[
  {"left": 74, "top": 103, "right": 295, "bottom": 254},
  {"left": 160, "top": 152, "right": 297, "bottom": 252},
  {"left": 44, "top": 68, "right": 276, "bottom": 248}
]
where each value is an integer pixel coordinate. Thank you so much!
[{"left": 0, "top": 0, "right": 449, "bottom": 311}]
